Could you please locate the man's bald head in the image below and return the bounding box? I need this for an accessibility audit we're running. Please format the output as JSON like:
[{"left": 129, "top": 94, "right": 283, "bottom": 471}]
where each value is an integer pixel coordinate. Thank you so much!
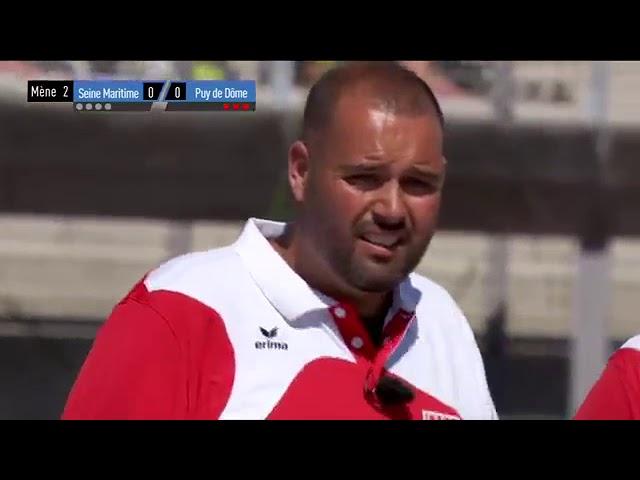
[
  {"left": 284, "top": 61, "right": 447, "bottom": 302},
  {"left": 302, "top": 62, "right": 444, "bottom": 146}
]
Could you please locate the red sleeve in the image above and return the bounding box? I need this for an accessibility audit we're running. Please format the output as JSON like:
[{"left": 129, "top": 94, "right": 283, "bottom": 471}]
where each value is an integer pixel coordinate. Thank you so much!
[
  {"left": 62, "top": 298, "right": 187, "bottom": 420},
  {"left": 574, "top": 349, "right": 640, "bottom": 420}
]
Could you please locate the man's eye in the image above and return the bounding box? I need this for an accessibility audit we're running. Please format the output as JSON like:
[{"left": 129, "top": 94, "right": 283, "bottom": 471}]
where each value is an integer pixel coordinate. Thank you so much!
[
  {"left": 401, "top": 178, "right": 439, "bottom": 196},
  {"left": 344, "top": 174, "right": 382, "bottom": 190}
]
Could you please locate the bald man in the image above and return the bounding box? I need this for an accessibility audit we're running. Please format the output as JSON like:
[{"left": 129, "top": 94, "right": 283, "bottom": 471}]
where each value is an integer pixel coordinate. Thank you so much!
[{"left": 63, "top": 62, "right": 497, "bottom": 420}]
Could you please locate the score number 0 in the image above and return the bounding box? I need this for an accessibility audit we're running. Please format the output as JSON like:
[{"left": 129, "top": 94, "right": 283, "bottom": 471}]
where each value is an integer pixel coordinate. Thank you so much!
[{"left": 166, "top": 82, "right": 187, "bottom": 101}]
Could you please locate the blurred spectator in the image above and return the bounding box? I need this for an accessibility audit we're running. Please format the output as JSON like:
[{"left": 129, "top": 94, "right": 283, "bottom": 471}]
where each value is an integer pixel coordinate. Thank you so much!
[
  {"left": 483, "top": 303, "right": 509, "bottom": 412},
  {"left": 33, "top": 61, "right": 75, "bottom": 77},
  {"left": 142, "top": 61, "right": 176, "bottom": 80},
  {"left": 192, "top": 61, "right": 227, "bottom": 80},
  {"left": 90, "top": 61, "right": 120, "bottom": 79},
  {"left": 295, "top": 61, "right": 338, "bottom": 87},
  {"left": 0, "top": 61, "right": 45, "bottom": 78},
  {"left": 226, "top": 61, "right": 259, "bottom": 81},
  {"left": 399, "top": 61, "right": 466, "bottom": 97},
  {"left": 116, "top": 61, "right": 177, "bottom": 80},
  {"left": 438, "top": 61, "right": 497, "bottom": 95}
]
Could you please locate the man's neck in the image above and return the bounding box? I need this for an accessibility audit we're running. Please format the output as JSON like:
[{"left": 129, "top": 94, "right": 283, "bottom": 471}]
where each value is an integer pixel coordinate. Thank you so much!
[
  {"left": 269, "top": 224, "right": 394, "bottom": 337},
  {"left": 359, "top": 294, "right": 393, "bottom": 347}
]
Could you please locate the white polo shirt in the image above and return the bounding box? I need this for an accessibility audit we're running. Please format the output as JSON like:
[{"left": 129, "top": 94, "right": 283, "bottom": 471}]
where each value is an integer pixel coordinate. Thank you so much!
[{"left": 63, "top": 217, "right": 498, "bottom": 420}]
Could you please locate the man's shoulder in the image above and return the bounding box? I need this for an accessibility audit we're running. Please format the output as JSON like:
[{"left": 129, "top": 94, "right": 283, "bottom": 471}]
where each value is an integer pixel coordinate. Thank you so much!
[
  {"left": 611, "top": 334, "right": 640, "bottom": 373},
  {"left": 407, "top": 271, "right": 460, "bottom": 312},
  {"left": 144, "top": 245, "right": 241, "bottom": 294},
  {"left": 621, "top": 334, "right": 640, "bottom": 353},
  {"left": 116, "top": 245, "right": 251, "bottom": 335},
  {"left": 406, "top": 273, "right": 497, "bottom": 418},
  {"left": 607, "top": 334, "right": 640, "bottom": 403},
  {"left": 406, "top": 271, "right": 474, "bottom": 337}
]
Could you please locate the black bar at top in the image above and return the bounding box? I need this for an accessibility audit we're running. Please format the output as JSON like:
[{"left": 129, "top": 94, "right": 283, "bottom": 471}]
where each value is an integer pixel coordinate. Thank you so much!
[
  {"left": 165, "top": 102, "right": 256, "bottom": 112},
  {"left": 28, "top": 80, "right": 74, "bottom": 103}
]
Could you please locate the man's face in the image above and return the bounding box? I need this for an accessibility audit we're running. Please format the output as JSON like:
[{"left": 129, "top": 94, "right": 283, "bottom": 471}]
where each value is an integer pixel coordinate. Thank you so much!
[{"left": 295, "top": 95, "right": 446, "bottom": 293}]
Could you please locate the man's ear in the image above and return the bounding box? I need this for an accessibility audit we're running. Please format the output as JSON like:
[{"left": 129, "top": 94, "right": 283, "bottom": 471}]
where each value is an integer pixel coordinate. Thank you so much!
[{"left": 288, "top": 140, "right": 311, "bottom": 203}]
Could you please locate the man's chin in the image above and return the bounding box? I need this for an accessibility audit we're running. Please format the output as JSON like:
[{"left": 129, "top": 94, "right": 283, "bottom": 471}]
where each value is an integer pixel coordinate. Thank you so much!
[
  {"left": 347, "top": 266, "right": 407, "bottom": 293},
  {"left": 354, "top": 281, "right": 397, "bottom": 293}
]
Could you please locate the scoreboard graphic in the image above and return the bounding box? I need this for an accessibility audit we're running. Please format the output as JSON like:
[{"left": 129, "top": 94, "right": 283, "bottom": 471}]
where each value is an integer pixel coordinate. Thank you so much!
[{"left": 27, "top": 80, "right": 257, "bottom": 112}]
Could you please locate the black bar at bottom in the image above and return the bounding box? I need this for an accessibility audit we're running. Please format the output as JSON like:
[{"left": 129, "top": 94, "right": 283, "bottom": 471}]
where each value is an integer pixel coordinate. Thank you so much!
[{"left": 166, "top": 102, "right": 256, "bottom": 112}]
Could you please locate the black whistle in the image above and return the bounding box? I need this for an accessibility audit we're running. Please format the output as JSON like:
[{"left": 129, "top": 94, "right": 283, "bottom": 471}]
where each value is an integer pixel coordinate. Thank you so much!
[{"left": 375, "top": 374, "right": 415, "bottom": 406}]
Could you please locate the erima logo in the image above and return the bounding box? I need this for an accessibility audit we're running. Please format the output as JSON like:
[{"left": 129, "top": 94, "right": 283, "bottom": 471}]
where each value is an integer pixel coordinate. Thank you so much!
[
  {"left": 255, "top": 327, "right": 288, "bottom": 350},
  {"left": 260, "top": 327, "right": 278, "bottom": 338}
]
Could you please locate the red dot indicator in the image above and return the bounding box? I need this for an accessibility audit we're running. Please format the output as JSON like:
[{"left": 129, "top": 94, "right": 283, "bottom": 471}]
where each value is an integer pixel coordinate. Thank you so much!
[
  {"left": 242, "top": 103, "right": 250, "bottom": 111},
  {"left": 233, "top": 103, "right": 240, "bottom": 110},
  {"left": 223, "top": 103, "right": 230, "bottom": 110}
]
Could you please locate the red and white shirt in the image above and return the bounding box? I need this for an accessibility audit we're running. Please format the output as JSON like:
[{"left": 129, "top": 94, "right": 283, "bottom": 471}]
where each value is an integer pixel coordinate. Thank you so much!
[
  {"left": 63, "top": 218, "right": 497, "bottom": 420},
  {"left": 575, "top": 335, "right": 640, "bottom": 420}
]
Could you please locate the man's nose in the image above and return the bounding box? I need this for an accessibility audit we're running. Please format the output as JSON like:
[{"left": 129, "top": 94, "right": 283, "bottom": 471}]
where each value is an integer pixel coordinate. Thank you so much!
[{"left": 372, "top": 181, "right": 406, "bottom": 229}]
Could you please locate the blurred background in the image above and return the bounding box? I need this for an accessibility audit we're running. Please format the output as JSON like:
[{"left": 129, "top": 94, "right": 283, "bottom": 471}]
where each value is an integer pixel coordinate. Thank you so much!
[{"left": 1, "top": 60, "right": 638, "bottom": 419}]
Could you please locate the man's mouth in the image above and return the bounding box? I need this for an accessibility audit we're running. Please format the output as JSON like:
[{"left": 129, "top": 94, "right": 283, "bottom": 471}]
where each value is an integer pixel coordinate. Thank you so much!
[{"left": 359, "top": 232, "right": 404, "bottom": 250}]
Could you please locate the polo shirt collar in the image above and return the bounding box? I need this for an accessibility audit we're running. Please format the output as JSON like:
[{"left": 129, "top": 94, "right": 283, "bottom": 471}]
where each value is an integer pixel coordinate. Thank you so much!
[{"left": 233, "top": 218, "right": 419, "bottom": 323}]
